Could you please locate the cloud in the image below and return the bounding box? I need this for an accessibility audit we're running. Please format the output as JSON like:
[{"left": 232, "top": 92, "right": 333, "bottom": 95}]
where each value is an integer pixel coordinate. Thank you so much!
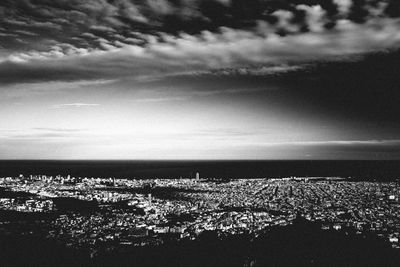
[
  {"left": 0, "top": 1, "right": 399, "bottom": 87},
  {"left": 33, "top": 127, "right": 85, "bottom": 133},
  {"left": 13, "top": 30, "right": 39, "bottom": 36},
  {"left": 0, "top": 127, "right": 88, "bottom": 143},
  {"left": 133, "top": 96, "right": 188, "bottom": 103},
  {"left": 0, "top": 79, "right": 117, "bottom": 100},
  {"left": 0, "top": 32, "right": 18, "bottom": 37},
  {"left": 196, "top": 65, "right": 305, "bottom": 76},
  {"left": 89, "top": 25, "right": 116, "bottom": 33},
  {"left": 51, "top": 103, "right": 100, "bottom": 109},
  {"left": 258, "top": 139, "right": 400, "bottom": 147},
  {"left": 131, "top": 87, "right": 266, "bottom": 103},
  {"left": 1, "top": 1, "right": 399, "bottom": 49},
  {"left": 1, "top": 14, "right": 400, "bottom": 85}
]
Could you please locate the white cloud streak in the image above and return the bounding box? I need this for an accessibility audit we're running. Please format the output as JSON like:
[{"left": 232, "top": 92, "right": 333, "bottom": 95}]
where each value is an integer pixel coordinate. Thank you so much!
[{"left": 51, "top": 103, "right": 100, "bottom": 109}]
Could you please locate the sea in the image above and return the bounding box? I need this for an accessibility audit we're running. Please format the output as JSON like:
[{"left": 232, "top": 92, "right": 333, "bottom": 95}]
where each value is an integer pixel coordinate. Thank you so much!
[{"left": 0, "top": 160, "right": 399, "bottom": 181}]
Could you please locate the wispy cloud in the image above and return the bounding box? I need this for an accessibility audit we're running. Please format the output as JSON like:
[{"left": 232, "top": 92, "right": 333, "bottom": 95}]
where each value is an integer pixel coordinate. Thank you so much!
[
  {"left": 0, "top": 127, "right": 88, "bottom": 142},
  {"left": 193, "top": 87, "right": 266, "bottom": 96},
  {"left": 258, "top": 140, "right": 400, "bottom": 147},
  {"left": 133, "top": 96, "right": 188, "bottom": 103},
  {"left": 132, "top": 87, "right": 267, "bottom": 103},
  {"left": 51, "top": 103, "right": 100, "bottom": 109},
  {"left": 32, "top": 127, "right": 85, "bottom": 133}
]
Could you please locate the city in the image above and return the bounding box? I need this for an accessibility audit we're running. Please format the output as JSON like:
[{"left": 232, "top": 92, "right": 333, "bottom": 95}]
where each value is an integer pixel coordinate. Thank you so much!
[{"left": 1, "top": 174, "right": 399, "bottom": 259}]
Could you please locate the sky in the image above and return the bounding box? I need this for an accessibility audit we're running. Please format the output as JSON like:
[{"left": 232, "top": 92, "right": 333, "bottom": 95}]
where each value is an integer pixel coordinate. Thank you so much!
[{"left": 0, "top": 0, "right": 400, "bottom": 160}]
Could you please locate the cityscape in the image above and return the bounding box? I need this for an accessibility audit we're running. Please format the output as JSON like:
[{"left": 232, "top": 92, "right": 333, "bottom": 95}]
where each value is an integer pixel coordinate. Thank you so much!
[
  {"left": 1, "top": 173, "right": 400, "bottom": 262},
  {"left": 2, "top": 0, "right": 400, "bottom": 266}
]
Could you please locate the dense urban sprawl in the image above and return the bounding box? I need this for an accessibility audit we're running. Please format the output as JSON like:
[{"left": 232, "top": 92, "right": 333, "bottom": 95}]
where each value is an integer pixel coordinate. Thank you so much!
[{"left": 0, "top": 174, "right": 399, "bottom": 255}]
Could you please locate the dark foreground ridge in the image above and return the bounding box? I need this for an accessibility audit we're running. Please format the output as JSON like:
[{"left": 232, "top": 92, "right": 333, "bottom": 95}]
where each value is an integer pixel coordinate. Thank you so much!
[{"left": 1, "top": 218, "right": 399, "bottom": 267}]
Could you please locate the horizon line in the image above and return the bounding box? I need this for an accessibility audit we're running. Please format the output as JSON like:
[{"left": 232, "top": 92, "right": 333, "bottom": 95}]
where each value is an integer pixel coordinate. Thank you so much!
[{"left": 0, "top": 159, "right": 399, "bottom": 161}]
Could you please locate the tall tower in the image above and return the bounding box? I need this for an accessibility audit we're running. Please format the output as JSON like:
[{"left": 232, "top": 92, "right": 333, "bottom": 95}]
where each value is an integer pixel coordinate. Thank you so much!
[
  {"left": 148, "top": 193, "right": 152, "bottom": 205},
  {"left": 196, "top": 172, "right": 200, "bottom": 180}
]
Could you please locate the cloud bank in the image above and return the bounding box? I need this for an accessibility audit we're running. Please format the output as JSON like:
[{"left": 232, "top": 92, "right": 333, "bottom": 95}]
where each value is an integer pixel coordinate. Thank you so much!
[{"left": 0, "top": 0, "right": 400, "bottom": 84}]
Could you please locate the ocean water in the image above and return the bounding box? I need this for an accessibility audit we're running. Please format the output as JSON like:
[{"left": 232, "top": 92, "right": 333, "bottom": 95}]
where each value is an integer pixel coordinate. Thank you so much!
[{"left": 0, "top": 160, "right": 399, "bottom": 181}]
